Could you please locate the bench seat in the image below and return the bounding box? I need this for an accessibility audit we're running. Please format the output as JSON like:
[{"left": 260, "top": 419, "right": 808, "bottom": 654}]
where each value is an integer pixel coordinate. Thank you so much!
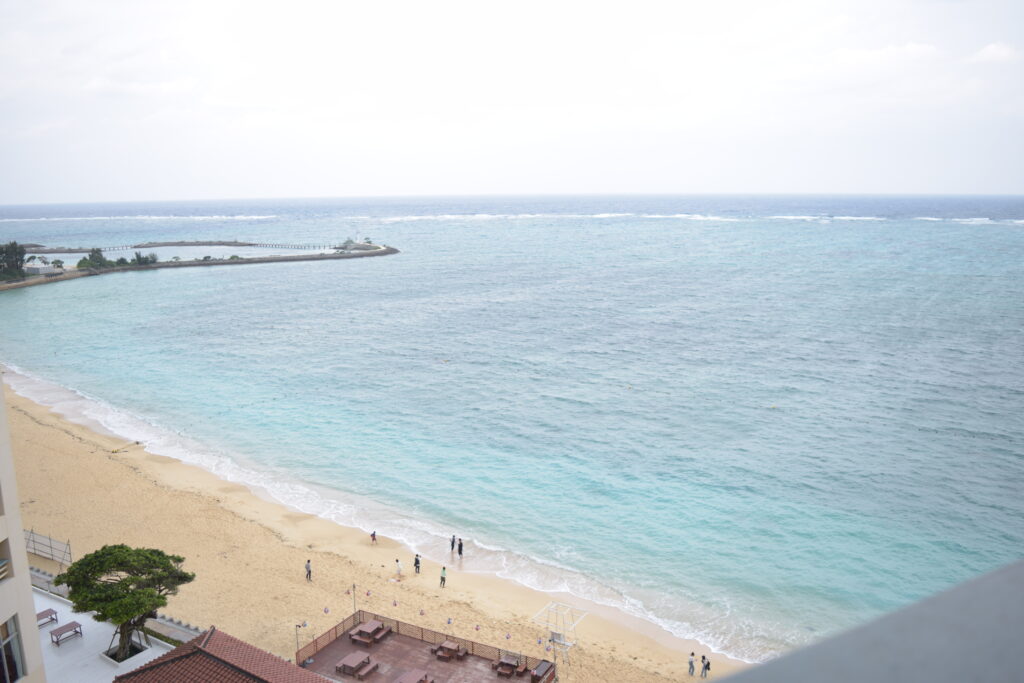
[
  {"left": 36, "top": 609, "right": 58, "bottom": 627},
  {"left": 355, "top": 657, "right": 378, "bottom": 680},
  {"left": 50, "top": 621, "right": 83, "bottom": 646}
]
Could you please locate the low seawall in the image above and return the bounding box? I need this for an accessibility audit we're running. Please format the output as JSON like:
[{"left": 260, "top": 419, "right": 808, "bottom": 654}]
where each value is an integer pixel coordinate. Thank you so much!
[{"left": 0, "top": 245, "right": 399, "bottom": 292}]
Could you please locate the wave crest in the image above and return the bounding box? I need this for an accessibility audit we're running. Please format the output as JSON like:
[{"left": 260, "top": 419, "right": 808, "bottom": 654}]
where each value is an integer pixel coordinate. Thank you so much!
[{"left": 0, "top": 215, "right": 278, "bottom": 223}]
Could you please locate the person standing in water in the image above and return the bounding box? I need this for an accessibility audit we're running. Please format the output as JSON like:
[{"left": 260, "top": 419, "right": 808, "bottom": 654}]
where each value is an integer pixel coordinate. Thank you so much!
[
  {"left": 457, "top": 538, "right": 463, "bottom": 558},
  {"left": 450, "top": 535, "right": 456, "bottom": 552}
]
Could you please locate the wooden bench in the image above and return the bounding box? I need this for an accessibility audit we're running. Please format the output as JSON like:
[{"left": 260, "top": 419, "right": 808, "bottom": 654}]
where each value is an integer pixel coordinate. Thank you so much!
[
  {"left": 516, "top": 661, "right": 528, "bottom": 676},
  {"left": 350, "top": 632, "right": 372, "bottom": 646},
  {"left": 50, "top": 621, "right": 83, "bottom": 646},
  {"left": 36, "top": 609, "right": 58, "bottom": 627},
  {"left": 373, "top": 625, "right": 392, "bottom": 642},
  {"left": 355, "top": 657, "right": 378, "bottom": 680},
  {"left": 436, "top": 650, "right": 452, "bottom": 662},
  {"left": 456, "top": 646, "right": 468, "bottom": 660}
]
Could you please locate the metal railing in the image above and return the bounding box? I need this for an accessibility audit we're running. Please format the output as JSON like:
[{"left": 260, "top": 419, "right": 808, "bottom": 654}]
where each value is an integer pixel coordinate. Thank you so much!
[{"left": 24, "top": 529, "right": 72, "bottom": 570}]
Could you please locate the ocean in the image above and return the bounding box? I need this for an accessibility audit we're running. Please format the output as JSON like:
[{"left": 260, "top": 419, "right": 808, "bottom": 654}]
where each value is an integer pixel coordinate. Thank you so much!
[{"left": 1, "top": 195, "right": 1022, "bottom": 662}]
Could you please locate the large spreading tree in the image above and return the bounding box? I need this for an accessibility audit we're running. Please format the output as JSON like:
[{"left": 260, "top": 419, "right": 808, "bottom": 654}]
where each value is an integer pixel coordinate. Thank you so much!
[
  {"left": 0, "top": 241, "right": 26, "bottom": 278},
  {"left": 55, "top": 545, "right": 195, "bottom": 661}
]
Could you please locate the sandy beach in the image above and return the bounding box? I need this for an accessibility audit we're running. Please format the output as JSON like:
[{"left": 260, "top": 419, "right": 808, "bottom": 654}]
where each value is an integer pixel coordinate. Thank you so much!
[{"left": 3, "top": 378, "right": 748, "bottom": 681}]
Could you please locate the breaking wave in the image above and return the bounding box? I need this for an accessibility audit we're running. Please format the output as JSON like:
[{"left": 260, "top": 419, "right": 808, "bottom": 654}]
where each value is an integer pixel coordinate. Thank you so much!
[{"left": 0, "top": 215, "right": 278, "bottom": 223}]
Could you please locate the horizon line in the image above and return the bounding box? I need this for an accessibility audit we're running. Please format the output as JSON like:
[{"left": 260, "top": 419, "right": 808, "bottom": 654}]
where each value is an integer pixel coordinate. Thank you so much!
[{"left": 3, "top": 191, "right": 1024, "bottom": 209}]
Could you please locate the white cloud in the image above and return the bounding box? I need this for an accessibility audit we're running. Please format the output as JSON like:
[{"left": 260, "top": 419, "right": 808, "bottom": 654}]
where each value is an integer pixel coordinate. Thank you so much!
[
  {"left": 968, "top": 42, "right": 1020, "bottom": 63},
  {"left": 1, "top": 0, "right": 1023, "bottom": 201},
  {"left": 834, "top": 42, "right": 939, "bottom": 67}
]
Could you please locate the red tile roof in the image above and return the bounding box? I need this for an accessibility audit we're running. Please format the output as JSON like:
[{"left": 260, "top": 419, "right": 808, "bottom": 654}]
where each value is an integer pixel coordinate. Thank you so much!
[{"left": 114, "top": 626, "right": 326, "bottom": 683}]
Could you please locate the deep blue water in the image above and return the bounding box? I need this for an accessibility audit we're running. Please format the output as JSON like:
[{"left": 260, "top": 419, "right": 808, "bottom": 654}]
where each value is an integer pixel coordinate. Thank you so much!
[{"left": 2, "top": 195, "right": 1023, "bottom": 660}]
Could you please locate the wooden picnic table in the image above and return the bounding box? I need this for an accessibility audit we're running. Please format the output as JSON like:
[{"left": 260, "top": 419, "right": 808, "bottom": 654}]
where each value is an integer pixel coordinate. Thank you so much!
[
  {"left": 499, "top": 654, "right": 519, "bottom": 667},
  {"left": 358, "top": 619, "right": 384, "bottom": 636},
  {"left": 392, "top": 668, "right": 430, "bottom": 683},
  {"left": 440, "top": 640, "right": 459, "bottom": 653},
  {"left": 337, "top": 650, "right": 370, "bottom": 675}
]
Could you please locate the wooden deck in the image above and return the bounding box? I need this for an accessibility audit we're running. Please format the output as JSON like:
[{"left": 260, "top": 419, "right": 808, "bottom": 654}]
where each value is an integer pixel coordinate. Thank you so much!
[{"left": 305, "top": 629, "right": 499, "bottom": 682}]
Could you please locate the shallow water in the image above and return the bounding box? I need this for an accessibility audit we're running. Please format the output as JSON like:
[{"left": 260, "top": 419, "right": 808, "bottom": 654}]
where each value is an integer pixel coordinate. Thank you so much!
[{"left": 2, "top": 195, "right": 1023, "bottom": 661}]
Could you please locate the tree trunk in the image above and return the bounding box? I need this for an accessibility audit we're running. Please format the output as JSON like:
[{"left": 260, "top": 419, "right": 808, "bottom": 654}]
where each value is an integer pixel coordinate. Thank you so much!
[
  {"left": 116, "top": 615, "right": 147, "bottom": 661},
  {"left": 116, "top": 623, "right": 134, "bottom": 661}
]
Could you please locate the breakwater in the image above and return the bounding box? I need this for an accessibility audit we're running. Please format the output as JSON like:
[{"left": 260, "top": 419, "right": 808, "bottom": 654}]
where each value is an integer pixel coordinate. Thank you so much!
[{"left": 0, "top": 244, "right": 399, "bottom": 292}]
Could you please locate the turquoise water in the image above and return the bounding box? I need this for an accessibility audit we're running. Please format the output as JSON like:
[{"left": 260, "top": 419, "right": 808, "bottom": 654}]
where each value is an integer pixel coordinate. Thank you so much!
[{"left": 2, "top": 196, "right": 1023, "bottom": 661}]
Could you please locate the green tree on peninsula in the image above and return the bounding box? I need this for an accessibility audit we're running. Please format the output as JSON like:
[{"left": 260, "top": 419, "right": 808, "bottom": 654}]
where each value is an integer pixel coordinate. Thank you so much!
[
  {"left": 131, "top": 251, "right": 159, "bottom": 265},
  {"left": 1, "top": 241, "right": 27, "bottom": 279},
  {"left": 55, "top": 544, "right": 195, "bottom": 661},
  {"left": 77, "top": 248, "right": 115, "bottom": 270}
]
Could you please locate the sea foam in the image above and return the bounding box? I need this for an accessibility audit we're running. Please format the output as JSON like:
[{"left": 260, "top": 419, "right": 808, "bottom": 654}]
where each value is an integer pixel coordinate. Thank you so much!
[
  {"left": 0, "top": 364, "right": 763, "bottom": 662},
  {"left": 0, "top": 215, "right": 278, "bottom": 223}
]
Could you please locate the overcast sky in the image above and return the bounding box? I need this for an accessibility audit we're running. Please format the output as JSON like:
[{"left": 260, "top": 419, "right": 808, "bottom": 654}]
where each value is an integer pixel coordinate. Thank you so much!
[{"left": 1, "top": 0, "right": 1022, "bottom": 204}]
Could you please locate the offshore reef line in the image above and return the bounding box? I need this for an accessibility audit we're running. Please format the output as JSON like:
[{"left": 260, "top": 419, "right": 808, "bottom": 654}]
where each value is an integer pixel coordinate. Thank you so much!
[{"left": 0, "top": 243, "right": 399, "bottom": 292}]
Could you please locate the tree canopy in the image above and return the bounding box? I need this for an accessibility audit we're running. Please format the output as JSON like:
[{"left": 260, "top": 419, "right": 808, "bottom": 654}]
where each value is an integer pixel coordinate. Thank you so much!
[
  {"left": 55, "top": 544, "right": 195, "bottom": 661},
  {"left": 1, "top": 241, "right": 27, "bottom": 279},
  {"left": 77, "top": 248, "right": 114, "bottom": 270}
]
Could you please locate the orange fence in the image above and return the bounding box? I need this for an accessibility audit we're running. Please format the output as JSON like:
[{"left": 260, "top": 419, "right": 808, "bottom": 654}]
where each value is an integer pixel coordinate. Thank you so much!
[{"left": 296, "top": 610, "right": 556, "bottom": 681}]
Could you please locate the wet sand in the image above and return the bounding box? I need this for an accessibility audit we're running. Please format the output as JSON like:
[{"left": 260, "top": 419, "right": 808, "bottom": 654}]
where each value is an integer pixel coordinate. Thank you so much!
[{"left": 4, "top": 381, "right": 748, "bottom": 681}]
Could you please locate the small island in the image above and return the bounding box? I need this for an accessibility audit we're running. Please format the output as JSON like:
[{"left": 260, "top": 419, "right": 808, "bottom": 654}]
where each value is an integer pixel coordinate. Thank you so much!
[{"left": 0, "top": 239, "right": 398, "bottom": 291}]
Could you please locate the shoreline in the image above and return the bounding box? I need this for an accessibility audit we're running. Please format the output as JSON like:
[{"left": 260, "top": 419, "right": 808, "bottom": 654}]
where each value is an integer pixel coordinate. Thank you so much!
[
  {"left": 3, "top": 370, "right": 750, "bottom": 681},
  {"left": 0, "top": 244, "right": 398, "bottom": 292}
]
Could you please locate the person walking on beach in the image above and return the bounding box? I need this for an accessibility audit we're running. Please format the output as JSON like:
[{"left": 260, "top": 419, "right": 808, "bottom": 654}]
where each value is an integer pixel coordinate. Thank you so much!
[
  {"left": 689, "top": 652, "right": 695, "bottom": 676},
  {"left": 370, "top": 530, "right": 377, "bottom": 544},
  {"left": 701, "top": 655, "right": 710, "bottom": 678},
  {"left": 457, "top": 538, "right": 463, "bottom": 558},
  {"left": 395, "top": 558, "right": 402, "bottom": 578},
  {"left": 414, "top": 554, "right": 421, "bottom": 574},
  {"left": 450, "top": 535, "right": 456, "bottom": 552},
  {"left": 440, "top": 566, "right": 446, "bottom": 588},
  {"left": 305, "top": 559, "right": 311, "bottom": 582}
]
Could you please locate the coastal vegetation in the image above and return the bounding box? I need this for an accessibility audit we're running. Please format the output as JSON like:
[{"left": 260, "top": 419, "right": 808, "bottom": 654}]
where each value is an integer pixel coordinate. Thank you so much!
[
  {"left": 1, "top": 240, "right": 26, "bottom": 279},
  {"left": 55, "top": 544, "right": 195, "bottom": 661},
  {"left": 75, "top": 249, "right": 157, "bottom": 269},
  {"left": 133, "top": 251, "right": 160, "bottom": 265},
  {"left": 76, "top": 248, "right": 115, "bottom": 270}
]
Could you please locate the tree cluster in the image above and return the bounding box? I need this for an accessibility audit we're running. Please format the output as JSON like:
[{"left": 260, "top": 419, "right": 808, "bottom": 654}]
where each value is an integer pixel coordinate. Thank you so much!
[
  {"left": 76, "top": 248, "right": 115, "bottom": 270},
  {"left": 131, "top": 251, "right": 159, "bottom": 265},
  {"left": 76, "top": 249, "right": 160, "bottom": 270},
  {"left": 1, "top": 240, "right": 27, "bottom": 279}
]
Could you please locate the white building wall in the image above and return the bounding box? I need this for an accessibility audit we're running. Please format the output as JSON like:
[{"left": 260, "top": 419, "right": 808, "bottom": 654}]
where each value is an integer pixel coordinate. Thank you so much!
[{"left": 0, "top": 382, "right": 46, "bottom": 682}]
